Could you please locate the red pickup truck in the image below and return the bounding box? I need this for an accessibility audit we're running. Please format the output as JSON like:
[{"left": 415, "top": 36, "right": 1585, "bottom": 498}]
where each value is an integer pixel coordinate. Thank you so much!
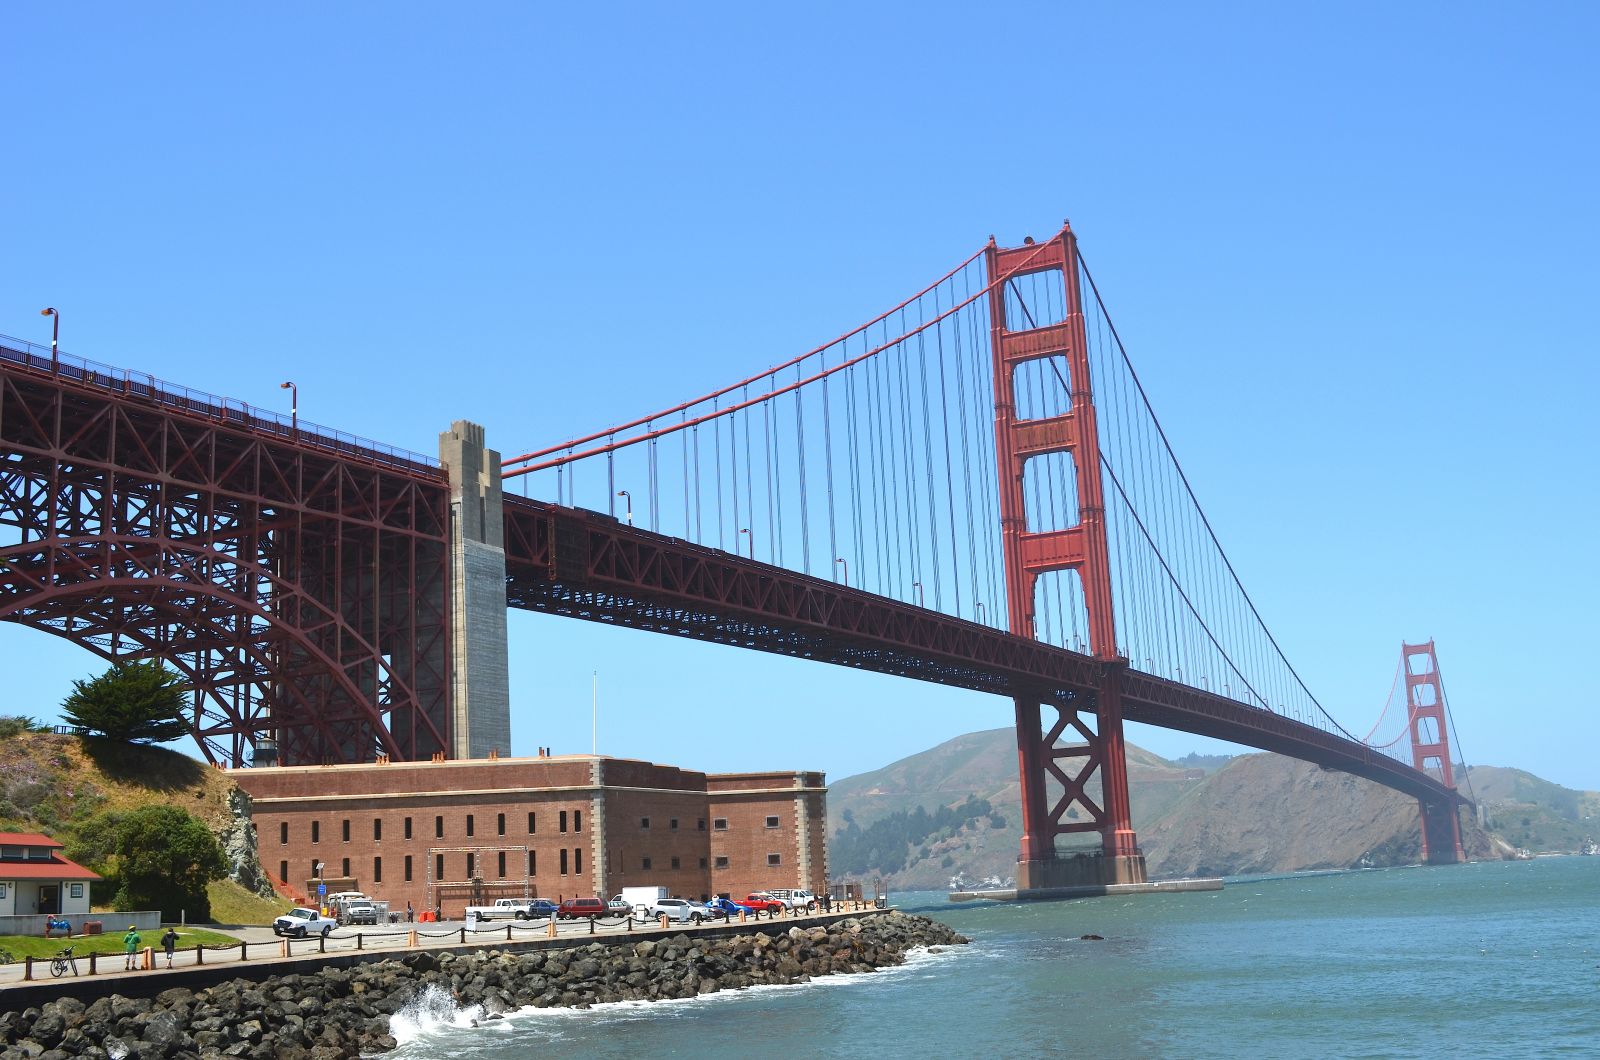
[
  {"left": 739, "top": 893, "right": 785, "bottom": 914},
  {"left": 557, "top": 896, "right": 607, "bottom": 920}
]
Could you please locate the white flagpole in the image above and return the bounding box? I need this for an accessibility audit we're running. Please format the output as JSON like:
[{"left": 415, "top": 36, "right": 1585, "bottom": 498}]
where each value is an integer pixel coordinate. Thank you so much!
[{"left": 592, "top": 671, "right": 598, "bottom": 755}]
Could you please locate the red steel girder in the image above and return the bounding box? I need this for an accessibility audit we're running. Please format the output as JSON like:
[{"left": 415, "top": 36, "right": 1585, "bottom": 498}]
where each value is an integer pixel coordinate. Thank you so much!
[{"left": 0, "top": 344, "right": 453, "bottom": 767}]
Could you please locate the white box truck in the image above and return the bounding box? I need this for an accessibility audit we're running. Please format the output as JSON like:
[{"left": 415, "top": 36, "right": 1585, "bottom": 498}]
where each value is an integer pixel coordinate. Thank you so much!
[{"left": 618, "top": 886, "right": 670, "bottom": 918}]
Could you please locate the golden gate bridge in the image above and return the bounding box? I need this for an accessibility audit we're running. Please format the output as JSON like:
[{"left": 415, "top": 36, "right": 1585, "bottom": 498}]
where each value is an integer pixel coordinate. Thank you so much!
[{"left": 0, "top": 221, "right": 1471, "bottom": 888}]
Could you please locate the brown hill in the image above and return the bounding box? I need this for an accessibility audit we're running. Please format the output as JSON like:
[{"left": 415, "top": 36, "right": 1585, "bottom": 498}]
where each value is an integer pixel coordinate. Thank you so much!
[{"left": 828, "top": 728, "right": 1575, "bottom": 887}]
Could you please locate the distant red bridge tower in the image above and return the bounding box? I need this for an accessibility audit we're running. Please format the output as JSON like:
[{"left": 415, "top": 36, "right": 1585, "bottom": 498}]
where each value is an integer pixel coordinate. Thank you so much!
[{"left": 1403, "top": 640, "right": 1466, "bottom": 863}]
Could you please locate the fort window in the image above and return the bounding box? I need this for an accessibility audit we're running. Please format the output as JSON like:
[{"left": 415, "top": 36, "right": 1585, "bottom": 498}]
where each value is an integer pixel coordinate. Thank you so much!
[
  {"left": 715, "top": 856, "right": 729, "bottom": 869},
  {"left": 435, "top": 816, "right": 444, "bottom": 839},
  {"left": 670, "top": 818, "right": 678, "bottom": 830},
  {"left": 642, "top": 856, "right": 652, "bottom": 871},
  {"left": 497, "top": 813, "right": 506, "bottom": 836},
  {"left": 670, "top": 856, "right": 680, "bottom": 870},
  {"left": 640, "top": 817, "right": 650, "bottom": 829},
  {"left": 713, "top": 818, "right": 728, "bottom": 831},
  {"left": 574, "top": 810, "right": 582, "bottom": 831},
  {"left": 404, "top": 817, "right": 413, "bottom": 840},
  {"left": 342, "top": 819, "right": 351, "bottom": 842},
  {"left": 699, "top": 857, "right": 708, "bottom": 869},
  {"left": 466, "top": 852, "right": 475, "bottom": 878},
  {"left": 373, "top": 819, "right": 382, "bottom": 842},
  {"left": 575, "top": 848, "right": 583, "bottom": 874},
  {"left": 528, "top": 850, "right": 536, "bottom": 876},
  {"left": 527, "top": 812, "right": 536, "bottom": 834},
  {"left": 279, "top": 860, "right": 288, "bottom": 882},
  {"left": 435, "top": 853, "right": 444, "bottom": 880},
  {"left": 374, "top": 857, "right": 383, "bottom": 883},
  {"left": 279, "top": 822, "right": 288, "bottom": 845},
  {"left": 697, "top": 819, "right": 706, "bottom": 831},
  {"left": 311, "top": 821, "right": 320, "bottom": 844},
  {"left": 404, "top": 855, "right": 413, "bottom": 882},
  {"left": 560, "top": 849, "right": 569, "bottom": 875},
  {"left": 466, "top": 814, "right": 475, "bottom": 837},
  {"left": 765, "top": 816, "right": 780, "bottom": 829},
  {"left": 767, "top": 853, "right": 781, "bottom": 866},
  {"left": 341, "top": 857, "right": 350, "bottom": 877},
  {"left": 560, "top": 811, "right": 568, "bottom": 833},
  {"left": 498, "top": 851, "right": 506, "bottom": 878}
]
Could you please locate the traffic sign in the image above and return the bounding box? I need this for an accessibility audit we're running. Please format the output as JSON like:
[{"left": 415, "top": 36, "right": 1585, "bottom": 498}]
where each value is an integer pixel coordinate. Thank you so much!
[{"left": 317, "top": 883, "right": 327, "bottom": 896}]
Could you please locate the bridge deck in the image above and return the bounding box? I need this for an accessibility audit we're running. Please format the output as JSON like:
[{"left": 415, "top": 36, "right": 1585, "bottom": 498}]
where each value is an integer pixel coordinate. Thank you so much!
[{"left": 503, "top": 496, "right": 1465, "bottom": 809}]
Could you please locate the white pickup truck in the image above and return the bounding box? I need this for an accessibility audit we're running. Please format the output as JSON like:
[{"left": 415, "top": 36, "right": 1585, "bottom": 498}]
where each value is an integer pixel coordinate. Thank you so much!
[
  {"left": 464, "top": 897, "right": 547, "bottom": 921},
  {"left": 273, "top": 907, "right": 336, "bottom": 938}
]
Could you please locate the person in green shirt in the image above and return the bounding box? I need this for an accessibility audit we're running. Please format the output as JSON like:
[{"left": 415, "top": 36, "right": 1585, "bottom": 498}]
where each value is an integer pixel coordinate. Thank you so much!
[{"left": 123, "top": 925, "right": 141, "bottom": 971}]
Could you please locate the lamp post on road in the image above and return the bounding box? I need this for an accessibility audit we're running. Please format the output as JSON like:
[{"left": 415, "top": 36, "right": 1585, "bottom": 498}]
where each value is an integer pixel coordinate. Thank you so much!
[
  {"left": 740, "top": 527, "right": 753, "bottom": 560},
  {"left": 616, "top": 490, "right": 632, "bottom": 525},
  {"left": 280, "top": 381, "right": 298, "bottom": 438},
  {"left": 39, "top": 308, "right": 58, "bottom": 373},
  {"left": 835, "top": 558, "right": 848, "bottom": 587}
]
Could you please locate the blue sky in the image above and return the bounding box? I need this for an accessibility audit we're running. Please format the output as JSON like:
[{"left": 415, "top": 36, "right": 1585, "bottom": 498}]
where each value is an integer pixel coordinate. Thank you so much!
[{"left": 3, "top": 3, "right": 1596, "bottom": 792}]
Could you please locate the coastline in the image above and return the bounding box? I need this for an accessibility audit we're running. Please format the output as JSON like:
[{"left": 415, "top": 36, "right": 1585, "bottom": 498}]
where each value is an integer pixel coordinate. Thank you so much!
[{"left": 0, "top": 911, "right": 966, "bottom": 1058}]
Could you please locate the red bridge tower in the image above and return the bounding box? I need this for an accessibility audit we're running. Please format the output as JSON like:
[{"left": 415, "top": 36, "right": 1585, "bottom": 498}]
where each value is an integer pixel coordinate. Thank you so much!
[
  {"left": 1403, "top": 640, "right": 1466, "bottom": 863},
  {"left": 986, "top": 225, "right": 1146, "bottom": 889}
]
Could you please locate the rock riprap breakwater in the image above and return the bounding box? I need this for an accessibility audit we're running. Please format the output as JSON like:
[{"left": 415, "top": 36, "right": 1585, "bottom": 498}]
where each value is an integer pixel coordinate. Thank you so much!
[{"left": 0, "top": 912, "right": 967, "bottom": 1059}]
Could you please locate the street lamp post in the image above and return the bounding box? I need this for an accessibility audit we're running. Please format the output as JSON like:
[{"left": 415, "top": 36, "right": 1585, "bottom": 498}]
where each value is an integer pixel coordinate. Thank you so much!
[
  {"left": 314, "top": 861, "right": 325, "bottom": 911},
  {"left": 835, "top": 558, "right": 848, "bottom": 586},
  {"left": 280, "top": 381, "right": 298, "bottom": 438},
  {"left": 975, "top": 601, "right": 987, "bottom": 625},
  {"left": 616, "top": 490, "right": 632, "bottom": 525},
  {"left": 912, "top": 581, "right": 925, "bottom": 607},
  {"left": 39, "top": 308, "right": 59, "bottom": 373},
  {"left": 739, "top": 527, "right": 753, "bottom": 559}
]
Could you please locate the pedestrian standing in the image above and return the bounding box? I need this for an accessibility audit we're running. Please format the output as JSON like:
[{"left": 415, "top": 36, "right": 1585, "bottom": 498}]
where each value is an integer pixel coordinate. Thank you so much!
[
  {"left": 123, "top": 925, "right": 142, "bottom": 971},
  {"left": 161, "top": 927, "right": 179, "bottom": 968},
  {"left": 406, "top": 901, "right": 414, "bottom": 924}
]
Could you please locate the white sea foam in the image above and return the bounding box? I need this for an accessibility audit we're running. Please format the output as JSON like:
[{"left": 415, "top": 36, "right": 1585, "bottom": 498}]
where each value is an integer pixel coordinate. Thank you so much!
[
  {"left": 389, "top": 983, "right": 484, "bottom": 1047},
  {"left": 385, "top": 941, "right": 977, "bottom": 1051}
]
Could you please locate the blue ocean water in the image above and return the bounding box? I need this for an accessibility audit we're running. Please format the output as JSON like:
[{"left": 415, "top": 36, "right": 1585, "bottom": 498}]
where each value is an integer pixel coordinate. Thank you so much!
[{"left": 389, "top": 856, "right": 1598, "bottom": 1058}]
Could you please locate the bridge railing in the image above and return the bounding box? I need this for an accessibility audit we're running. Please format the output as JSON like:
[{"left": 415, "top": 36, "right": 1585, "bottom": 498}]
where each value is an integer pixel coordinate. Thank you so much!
[{"left": 0, "top": 335, "right": 439, "bottom": 477}]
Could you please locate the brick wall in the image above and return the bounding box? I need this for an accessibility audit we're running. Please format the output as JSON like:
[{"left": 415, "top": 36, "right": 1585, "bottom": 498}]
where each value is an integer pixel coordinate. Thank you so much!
[{"left": 234, "top": 757, "right": 827, "bottom": 915}]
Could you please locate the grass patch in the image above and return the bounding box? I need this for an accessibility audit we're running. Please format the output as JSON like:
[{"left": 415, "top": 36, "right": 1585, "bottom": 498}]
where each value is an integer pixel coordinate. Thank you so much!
[
  {"left": 0, "top": 926, "right": 241, "bottom": 961},
  {"left": 204, "top": 878, "right": 292, "bottom": 926}
]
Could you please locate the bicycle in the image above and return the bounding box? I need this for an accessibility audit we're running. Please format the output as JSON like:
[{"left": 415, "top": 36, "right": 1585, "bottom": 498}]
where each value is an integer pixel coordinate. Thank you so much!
[{"left": 50, "top": 946, "right": 77, "bottom": 978}]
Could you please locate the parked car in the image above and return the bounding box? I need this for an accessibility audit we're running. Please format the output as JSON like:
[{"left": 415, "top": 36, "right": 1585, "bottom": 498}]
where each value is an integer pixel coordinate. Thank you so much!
[
  {"left": 767, "top": 889, "right": 818, "bottom": 911},
  {"left": 704, "top": 896, "right": 745, "bottom": 918},
  {"left": 642, "top": 898, "right": 706, "bottom": 924},
  {"left": 739, "top": 893, "right": 786, "bottom": 914},
  {"left": 556, "top": 897, "right": 607, "bottom": 920},
  {"left": 274, "top": 907, "right": 336, "bottom": 938},
  {"left": 606, "top": 897, "right": 632, "bottom": 916},
  {"left": 465, "top": 898, "right": 551, "bottom": 921},
  {"left": 527, "top": 898, "right": 560, "bottom": 918},
  {"left": 339, "top": 900, "right": 380, "bottom": 925}
]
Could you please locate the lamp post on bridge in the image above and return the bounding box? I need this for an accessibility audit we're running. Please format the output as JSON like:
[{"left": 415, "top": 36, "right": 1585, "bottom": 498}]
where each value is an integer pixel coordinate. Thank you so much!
[
  {"left": 616, "top": 490, "right": 632, "bottom": 525},
  {"left": 39, "top": 307, "right": 59, "bottom": 373},
  {"left": 280, "top": 381, "right": 298, "bottom": 439},
  {"left": 739, "top": 527, "right": 753, "bottom": 560},
  {"left": 835, "top": 558, "right": 848, "bottom": 587},
  {"left": 975, "top": 600, "right": 986, "bottom": 625},
  {"left": 912, "top": 581, "right": 924, "bottom": 607}
]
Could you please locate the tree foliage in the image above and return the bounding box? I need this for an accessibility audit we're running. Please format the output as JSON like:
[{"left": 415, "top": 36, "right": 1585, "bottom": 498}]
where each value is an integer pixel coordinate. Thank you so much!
[
  {"left": 83, "top": 805, "right": 228, "bottom": 921},
  {"left": 831, "top": 794, "right": 995, "bottom": 875},
  {"left": 61, "top": 662, "right": 190, "bottom": 745},
  {"left": 0, "top": 715, "right": 51, "bottom": 738}
]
